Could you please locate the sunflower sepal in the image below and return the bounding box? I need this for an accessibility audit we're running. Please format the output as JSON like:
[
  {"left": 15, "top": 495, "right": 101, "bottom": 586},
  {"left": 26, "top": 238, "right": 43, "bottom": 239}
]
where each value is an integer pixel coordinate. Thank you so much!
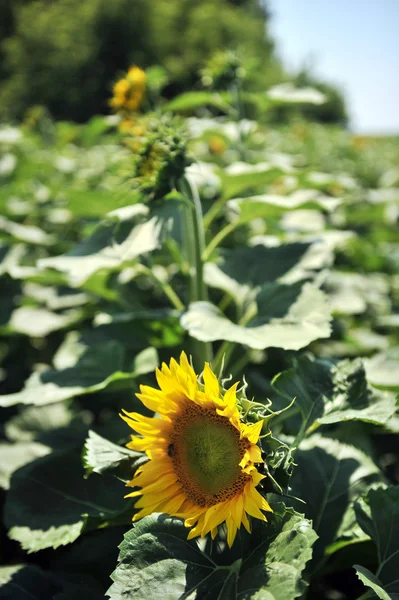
[{"left": 258, "top": 433, "right": 297, "bottom": 497}]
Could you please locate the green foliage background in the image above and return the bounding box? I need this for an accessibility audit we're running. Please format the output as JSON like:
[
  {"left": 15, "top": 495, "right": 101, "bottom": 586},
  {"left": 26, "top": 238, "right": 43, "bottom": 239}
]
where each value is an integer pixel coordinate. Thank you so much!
[
  {"left": 0, "top": 107, "right": 398, "bottom": 599},
  {"left": 0, "top": 0, "right": 346, "bottom": 124},
  {"left": 0, "top": 3, "right": 397, "bottom": 599}
]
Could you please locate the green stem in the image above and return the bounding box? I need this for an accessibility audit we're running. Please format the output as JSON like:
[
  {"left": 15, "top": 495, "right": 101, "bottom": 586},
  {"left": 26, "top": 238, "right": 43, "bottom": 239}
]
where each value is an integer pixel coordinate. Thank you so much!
[
  {"left": 203, "top": 194, "right": 229, "bottom": 229},
  {"left": 179, "top": 176, "right": 212, "bottom": 368},
  {"left": 180, "top": 176, "right": 207, "bottom": 302},
  {"left": 218, "top": 293, "right": 233, "bottom": 312},
  {"left": 202, "top": 221, "right": 239, "bottom": 261},
  {"left": 165, "top": 238, "right": 189, "bottom": 276},
  {"left": 138, "top": 265, "right": 184, "bottom": 312}
]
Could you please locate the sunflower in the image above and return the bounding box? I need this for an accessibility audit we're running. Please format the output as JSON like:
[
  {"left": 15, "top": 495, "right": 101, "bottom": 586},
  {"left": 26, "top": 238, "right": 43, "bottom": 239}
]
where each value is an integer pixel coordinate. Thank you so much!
[
  {"left": 121, "top": 352, "right": 272, "bottom": 547},
  {"left": 110, "top": 66, "right": 146, "bottom": 112}
]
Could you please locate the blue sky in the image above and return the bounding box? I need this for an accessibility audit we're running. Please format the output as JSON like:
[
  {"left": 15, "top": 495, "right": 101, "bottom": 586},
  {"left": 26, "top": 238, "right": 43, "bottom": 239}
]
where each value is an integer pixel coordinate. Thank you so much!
[{"left": 269, "top": 0, "right": 399, "bottom": 133}]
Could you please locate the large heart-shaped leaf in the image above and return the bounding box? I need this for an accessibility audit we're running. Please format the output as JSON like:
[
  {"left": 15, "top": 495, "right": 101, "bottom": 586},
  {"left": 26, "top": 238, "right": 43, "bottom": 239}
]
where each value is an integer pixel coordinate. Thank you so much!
[
  {"left": 354, "top": 486, "right": 399, "bottom": 599},
  {"left": 163, "top": 91, "right": 232, "bottom": 114},
  {"left": 38, "top": 205, "right": 169, "bottom": 286},
  {"left": 0, "top": 330, "right": 133, "bottom": 407},
  {"left": 108, "top": 503, "right": 317, "bottom": 600},
  {"left": 205, "top": 241, "right": 332, "bottom": 306},
  {"left": 272, "top": 356, "right": 397, "bottom": 440},
  {"left": 227, "top": 189, "right": 340, "bottom": 225},
  {"left": 181, "top": 283, "right": 331, "bottom": 351},
  {"left": 364, "top": 348, "right": 399, "bottom": 391},
  {"left": 0, "top": 564, "right": 105, "bottom": 600},
  {"left": 5, "top": 448, "right": 128, "bottom": 552},
  {"left": 0, "top": 332, "right": 156, "bottom": 409},
  {"left": 288, "top": 435, "right": 381, "bottom": 565}
]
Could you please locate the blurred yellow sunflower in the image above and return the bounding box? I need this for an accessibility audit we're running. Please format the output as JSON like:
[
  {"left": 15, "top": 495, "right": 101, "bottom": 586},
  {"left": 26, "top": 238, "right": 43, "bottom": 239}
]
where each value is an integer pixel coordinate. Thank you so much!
[
  {"left": 121, "top": 352, "right": 272, "bottom": 547},
  {"left": 110, "top": 66, "right": 146, "bottom": 112}
]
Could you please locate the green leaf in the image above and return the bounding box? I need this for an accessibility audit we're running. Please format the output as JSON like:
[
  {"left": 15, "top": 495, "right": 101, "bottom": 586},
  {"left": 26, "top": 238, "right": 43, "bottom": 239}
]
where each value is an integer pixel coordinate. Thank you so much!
[
  {"left": 163, "top": 91, "right": 232, "bottom": 114},
  {"left": 272, "top": 356, "right": 397, "bottom": 436},
  {"left": 0, "top": 331, "right": 135, "bottom": 407},
  {"left": 50, "top": 526, "right": 128, "bottom": 590},
  {"left": 83, "top": 430, "right": 142, "bottom": 479},
  {"left": 221, "top": 165, "right": 286, "bottom": 199},
  {"left": 5, "top": 402, "right": 74, "bottom": 440},
  {"left": 0, "top": 564, "right": 58, "bottom": 600},
  {"left": 205, "top": 241, "right": 332, "bottom": 307},
  {"left": 108, "top": 504, "right": 317, "bottom": 600},
  {"left": 227, "top": 189, "right": 340, "bottom": 224},
  {"left": 0, "top": 215, "right": 56, "bottom": 246},
  {"left": 364, "top": 348, "right": 399, "bottom": 391},
  {"left": 267, "top": 83, "right": 327, "bottom": 105},
  {"left": 64, "top": 188, "right": 142, "bottom": 218},
  {"left": 0, "top": 441, "right": 50, "bottom": 489},
  {"left": 181, "top": 283, "right": 331, "bottom": 351},
  {"left": 289, "top": 435, "right": 381, "bottom": 563},
  {"left": 0, "top": 564, "right": 105, "bottom": 600},
  {"left": 38, "top": 204, "right": 169, "bottom": 286},
  {"left": 52, "top": 572, "right": 105, "bottom": 600},
  {"left": 4, "top": 403, "right": 87, "bottom": 449},
  {"left": 8, "top": 306, "right": 83, "bottom": 337},
  {"left": 23, "top": 282, "right": 90, "bottom": 310},
  {"left": 326, "top": 271, "right": 391, "bottom": 316},
  {"left": 132, "top": 346, "right": 159, "bottom": 376},
  {"left": 4, "top": 448, "right": 127, "bottom": 552},
  {"left": 354, "top": 565, "right": 391, "bottom": 600},
  {"left": 354, "top": 486, "right": 399, "bottom": 599}
]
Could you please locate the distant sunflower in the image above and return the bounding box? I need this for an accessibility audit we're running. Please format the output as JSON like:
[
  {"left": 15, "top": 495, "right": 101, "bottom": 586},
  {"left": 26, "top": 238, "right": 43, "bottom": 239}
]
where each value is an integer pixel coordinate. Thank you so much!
[
  {"left": 121, "top": 352, "right": 272, "bottom": 547},
  {"left": 110, "top": 66, "right": 146, "bottom": 112}
]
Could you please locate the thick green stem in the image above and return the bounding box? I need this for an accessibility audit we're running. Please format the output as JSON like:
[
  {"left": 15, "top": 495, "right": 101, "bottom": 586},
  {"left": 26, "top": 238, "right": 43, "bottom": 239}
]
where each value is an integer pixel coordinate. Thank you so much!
[
  {"left": 179, "top": 176, "right": 212, "bottom": 368},
  {"left": 180, "top": 176, "right": 207, "bottom": 302}
]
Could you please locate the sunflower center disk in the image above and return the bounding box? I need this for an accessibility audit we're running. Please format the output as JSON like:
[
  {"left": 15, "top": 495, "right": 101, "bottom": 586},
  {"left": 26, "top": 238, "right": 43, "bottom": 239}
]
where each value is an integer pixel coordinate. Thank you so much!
[{"left": 170, "top": 405, "right": 250, "bottom": 507}]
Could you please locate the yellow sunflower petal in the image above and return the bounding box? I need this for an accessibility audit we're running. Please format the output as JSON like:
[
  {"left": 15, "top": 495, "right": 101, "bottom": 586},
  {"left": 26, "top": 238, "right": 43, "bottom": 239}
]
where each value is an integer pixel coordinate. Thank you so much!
[
  {"left": 249, "top": 485, "right": 273, "bottom": 513},
  {"left": 202, "top": 501, "right": 229, "bottom": 533},
  {"left": 120, "top": 411, "right": 169, "bottom": 437},
  {"left": 230, "top": 493, "right": 245, "bottom": 529},
  {"left": 186, "top": 512, "right": 206, "bottom": 540},
  {"left": 242, "top": 510, "right": 251, "bottom": 533},
  {"left": 216, "top": 382, "right": 240, "bottom": 422},
  {"left": 223, "top": 382, "right": 239, "bottom": 410},
  {"left": 130, "top": 459, "right": 173, "bottom": 487},
  {"left": 226, "top": 516, "right": 238, "bottom": 548},
  {"left": 240, "top": 444, "right": 263, "bottom": 467},
  {"left": 134, "top": 483, "right": 182, "bottom": 508},
  {"left": 203, "top": 363, "right": 220, "bottom": 398},
  {"left": 241, "top": 420, "right": 264, "bottom": 443},
  {"left": 244, "top": 490, "right": 268, "bottom": 521},
  {"left": 136, "top": 386, "right": 179, "bottom": 413},
  {"left": 129, "top": 473, "right": 177, "bottom": 498}
]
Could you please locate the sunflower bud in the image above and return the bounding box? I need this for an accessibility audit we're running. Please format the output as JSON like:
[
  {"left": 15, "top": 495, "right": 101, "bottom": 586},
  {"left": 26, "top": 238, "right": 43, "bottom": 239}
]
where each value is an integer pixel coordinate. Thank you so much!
[
  {"left": 133, "top": 116, "right": 190, "bottom": 199},
  {"left": 200, "top": 50, "right": 245, "bottom": 90}
]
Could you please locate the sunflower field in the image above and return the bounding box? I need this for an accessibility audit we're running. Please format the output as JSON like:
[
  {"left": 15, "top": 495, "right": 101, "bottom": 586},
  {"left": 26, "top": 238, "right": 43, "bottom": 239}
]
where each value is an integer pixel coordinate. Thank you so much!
[{"left": 0, "top": 69, "right": 398, "bottom": 600}]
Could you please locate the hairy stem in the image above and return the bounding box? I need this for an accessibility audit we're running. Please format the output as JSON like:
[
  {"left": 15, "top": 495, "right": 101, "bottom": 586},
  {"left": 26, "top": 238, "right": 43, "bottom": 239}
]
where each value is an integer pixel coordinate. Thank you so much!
[{"left": 179, "top": 176, "right": 212, "bottom": 368}]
